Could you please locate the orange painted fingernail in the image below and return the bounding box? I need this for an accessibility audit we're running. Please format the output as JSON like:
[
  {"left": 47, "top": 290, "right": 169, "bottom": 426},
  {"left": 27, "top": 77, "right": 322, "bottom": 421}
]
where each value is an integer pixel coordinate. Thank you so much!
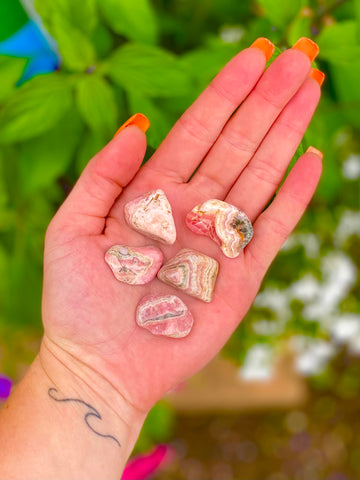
[
  {"left": 250, "top": 37, "right": 275, "bottom": 61},
  {"left": 309, "top": 68, "right": 325, "bottom": 86},
  {"left": 292, "top": 37, "right": 319, "bottom": 62},
  {"left": 306, "top": 146, "right": 323, "bottom": 159},
  {"left": 114, "top": 113, "right": 150, "bottom": 137}
]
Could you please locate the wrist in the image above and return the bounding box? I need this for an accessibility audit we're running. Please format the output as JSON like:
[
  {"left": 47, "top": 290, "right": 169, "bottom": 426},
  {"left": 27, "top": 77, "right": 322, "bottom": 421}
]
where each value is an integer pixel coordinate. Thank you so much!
[
  {"left": 39, "top": 337, "right": 147, "bottom": 461},
  {"left": 0, "top": 343, "right": 148, "bottom": 479}
]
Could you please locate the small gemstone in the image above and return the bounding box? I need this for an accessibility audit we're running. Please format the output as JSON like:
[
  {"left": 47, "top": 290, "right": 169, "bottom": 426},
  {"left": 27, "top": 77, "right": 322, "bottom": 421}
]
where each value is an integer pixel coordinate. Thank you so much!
[
  {"left": 186, "top": 199, "right": 253, "bottom": 258},
  {"left": 105, "top": 245, "right": 163, "bottom": 285},
  {"left": 157, "top": 248, "right": 219, "bottom": 303},
  {"left": 136, "top": 294, "right": 193, "bottom": 338},
  {"left": 124, "top": 189, "right": 176, "bottom": 244}
]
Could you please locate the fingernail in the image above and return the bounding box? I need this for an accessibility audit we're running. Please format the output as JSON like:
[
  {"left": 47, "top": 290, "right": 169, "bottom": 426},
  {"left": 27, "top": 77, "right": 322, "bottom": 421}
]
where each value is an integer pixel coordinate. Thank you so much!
[
  {"left": 306, "top": 146, "right": 323, "bottom": 159},
  {"left": 250, "top": 37, "right": 275, "bottom": 61},
  {"left": 114, "top": 113, "right": 150, "bottom": 137},
  {"left": 292, "top": 37, "right": 319, "bottom": 62},
  {"left": 309, "top": 68, "right": 325, "bottom": 86}
]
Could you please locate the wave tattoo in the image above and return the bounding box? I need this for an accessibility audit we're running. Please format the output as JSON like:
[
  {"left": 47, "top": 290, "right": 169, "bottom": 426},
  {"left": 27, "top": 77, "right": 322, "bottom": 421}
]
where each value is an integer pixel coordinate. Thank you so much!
[{"left": 48, "top": 387, "right": 121, "bottom": 447}]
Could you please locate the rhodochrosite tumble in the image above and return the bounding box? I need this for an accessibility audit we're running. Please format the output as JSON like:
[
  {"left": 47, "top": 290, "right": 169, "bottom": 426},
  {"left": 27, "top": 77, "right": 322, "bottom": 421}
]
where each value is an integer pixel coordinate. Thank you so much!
[
  {"left": 157, "top": 248, "right": 219, "bottom": 303},
  {"left": 124, "top": 189, "right": 176, "bottom": 245},
  {"left": 186, "top": 199, "right": 253, "bottom": 258},
  {"left": 136, "top": 294, "right": 194, "bottom": 338},
  {"left": 105, "top": 245, "right": 163, "bottom": 285}
]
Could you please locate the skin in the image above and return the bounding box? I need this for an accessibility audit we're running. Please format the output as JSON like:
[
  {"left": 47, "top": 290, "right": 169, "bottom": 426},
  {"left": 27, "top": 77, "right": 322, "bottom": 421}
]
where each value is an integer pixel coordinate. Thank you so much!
[{"left": 0, "top": 44, "right": 322, "bottom": 479}]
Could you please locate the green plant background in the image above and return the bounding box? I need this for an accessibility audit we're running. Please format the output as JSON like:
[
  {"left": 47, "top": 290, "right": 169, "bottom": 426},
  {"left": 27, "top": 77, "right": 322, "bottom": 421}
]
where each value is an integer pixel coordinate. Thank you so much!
[{"left": 0, "top": 0, "right": 359, "bottom": 470}]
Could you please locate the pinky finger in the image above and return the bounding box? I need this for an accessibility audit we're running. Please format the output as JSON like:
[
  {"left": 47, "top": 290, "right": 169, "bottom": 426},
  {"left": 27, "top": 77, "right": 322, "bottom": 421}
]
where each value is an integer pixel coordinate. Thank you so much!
[{"left": 245, "top": 147, "right": 323, "bottom": 276}]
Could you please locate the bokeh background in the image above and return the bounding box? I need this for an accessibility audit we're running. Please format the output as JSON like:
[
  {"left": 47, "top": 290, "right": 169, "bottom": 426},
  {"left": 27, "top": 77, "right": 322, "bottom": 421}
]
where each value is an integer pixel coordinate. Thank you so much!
[{"left": 0, "top": 0, "right": 359, "bottom": 479}]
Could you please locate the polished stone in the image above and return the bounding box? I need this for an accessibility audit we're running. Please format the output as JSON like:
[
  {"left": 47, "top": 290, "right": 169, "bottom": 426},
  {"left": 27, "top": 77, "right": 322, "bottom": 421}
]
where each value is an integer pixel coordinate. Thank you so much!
[
  {"left": 124, "top": 189, "right": 176, "bottom": 244},
  {"left": 136, "top": 294, "right": 193, "bottom": 338},
  {"left": 105, "top": 245, "right": 163, "bottom": 285},
  {"left": 157, "top": 248, "right": 219, "bottom": 303},
  {"left": 186, "top": 199, "right": 253, "bottom": 258}
]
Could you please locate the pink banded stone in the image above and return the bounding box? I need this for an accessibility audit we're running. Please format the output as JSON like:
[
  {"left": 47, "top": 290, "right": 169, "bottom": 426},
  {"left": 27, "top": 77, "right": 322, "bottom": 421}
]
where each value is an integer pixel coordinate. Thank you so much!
[
  {"left": 124, "top": 189, "right": 176, "bottom": 245},
  {"left": 185, "top": 199, "right": 253, "bottom": 258},
  {"left": 105, "top": 245, "right": 163, "bottom": 285},
  {"left": 136, "top": 294, "right": 193, "bottom": 338},
  {"left": 157, "top": 248, "right": 219, "bottom": 303}
]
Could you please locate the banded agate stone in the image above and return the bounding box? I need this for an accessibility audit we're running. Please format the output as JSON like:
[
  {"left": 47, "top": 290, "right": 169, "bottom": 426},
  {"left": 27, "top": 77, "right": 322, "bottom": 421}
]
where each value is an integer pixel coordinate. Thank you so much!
[
  {"left": 186, "top": 199, "right": 253, "bottom": 258},
  {"left": 136, "top": 294, "right": 193, "bottom": 338},
  {"left": 124, "top": 189, "right": 176, "bottom": 245},
  {"left": 157, "top": 248, "right": 219, "bottom": 303},
  {"left": 105, "top": 245, "right": 163, "bottom": 285}
]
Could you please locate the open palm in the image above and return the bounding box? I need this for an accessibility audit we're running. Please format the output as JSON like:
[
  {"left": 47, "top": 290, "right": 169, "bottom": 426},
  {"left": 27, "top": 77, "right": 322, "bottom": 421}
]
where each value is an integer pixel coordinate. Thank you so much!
[{"left": 41, "top": 44, "right": 322, "bottom": 413}]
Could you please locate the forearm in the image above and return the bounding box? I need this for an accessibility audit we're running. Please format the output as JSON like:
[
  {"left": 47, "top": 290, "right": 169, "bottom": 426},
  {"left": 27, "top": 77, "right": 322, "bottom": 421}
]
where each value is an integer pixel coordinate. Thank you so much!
[{"left": 0, "top": 341, "right": 146, "bottom": 480}]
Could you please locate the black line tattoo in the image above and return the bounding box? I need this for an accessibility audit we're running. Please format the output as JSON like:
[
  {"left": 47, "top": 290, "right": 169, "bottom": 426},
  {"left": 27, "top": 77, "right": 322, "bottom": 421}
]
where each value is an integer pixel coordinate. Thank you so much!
[{"left": 48, "top": 387, "right": 121, "bottom": 447}]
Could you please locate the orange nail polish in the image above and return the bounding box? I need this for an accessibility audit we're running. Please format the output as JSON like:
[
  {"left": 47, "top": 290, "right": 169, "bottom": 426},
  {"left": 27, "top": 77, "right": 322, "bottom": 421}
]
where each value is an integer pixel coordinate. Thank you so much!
[
  {"left": 309, "top": 68, "right": 325, "bottom": 86},
  {"left": 114, "top": 113, "right": 150, "bottom": 137},
  {"left": 250, "top": 37, "right": 275, "bottom": 61},
  {"left": 306, "top": 146, "right": 323, "bottom": 159},
  {"left": 292, "top": 37, "right": 319, "bottom": 62}
]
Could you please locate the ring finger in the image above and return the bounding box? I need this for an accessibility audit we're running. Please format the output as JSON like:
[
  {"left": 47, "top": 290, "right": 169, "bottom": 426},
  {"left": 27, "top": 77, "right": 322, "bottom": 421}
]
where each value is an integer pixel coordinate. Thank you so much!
[{"left": 189, "top": 38, "right": 319, "bottom": 200}]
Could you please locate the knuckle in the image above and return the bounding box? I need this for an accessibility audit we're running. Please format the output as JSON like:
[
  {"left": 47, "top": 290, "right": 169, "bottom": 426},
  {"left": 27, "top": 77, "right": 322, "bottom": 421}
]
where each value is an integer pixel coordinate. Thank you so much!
[
  {"left": 266, "top": 214, "right": 289, "bottom": 241},
  {"left": 208, "top": 80, "right": 238, "bottom": 106},
  {"left": 278, "top": 118, "right": 304, "bottom": 140},
  {"left": 247, "top": 157, "right": 283, "bottom": 187},
  {"left": 253, "top": 86, "right": 283, "bottom": 110},
  {"left": 178, "top": 112, "right": 212, "bottom": 145},
  {"left": 220, "top": 130, "right": 258, "bottom": 156}
]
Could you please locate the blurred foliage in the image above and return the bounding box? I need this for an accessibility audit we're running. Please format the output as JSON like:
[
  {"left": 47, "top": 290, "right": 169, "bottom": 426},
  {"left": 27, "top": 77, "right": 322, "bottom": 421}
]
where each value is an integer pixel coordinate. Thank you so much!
[
  {"left": 0, "top": 0, "right": 359, "bottom": 453},
  {"left": 157, "top": 352, "right": 360, "bottom": 479}
]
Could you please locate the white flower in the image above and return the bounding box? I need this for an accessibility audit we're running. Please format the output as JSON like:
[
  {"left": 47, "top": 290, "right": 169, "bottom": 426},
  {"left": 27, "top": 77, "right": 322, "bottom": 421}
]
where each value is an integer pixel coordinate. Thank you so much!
[
  {"left": 239, "top": 344, "right": 274, "bottom": 381},
  {"left": 330, "top": 313, "right": 360, "bottom": 343},
  {"left": 334, "top": 210, "right": 360, "bottom": 246},
  {"left": 289, "top": 274, "right": 320, "bottom": 303},
  {"left": 303, "top": 252, "right": 357, "bottom": 321},
  {"left": 293, "top": 339, "right": 336, "bottom": 376},
  {"left": 342, "top": 154, "right": 360, "bottom": 180},
  {"left": 254, "top": 288, "right": 290, "bottom": 320}
]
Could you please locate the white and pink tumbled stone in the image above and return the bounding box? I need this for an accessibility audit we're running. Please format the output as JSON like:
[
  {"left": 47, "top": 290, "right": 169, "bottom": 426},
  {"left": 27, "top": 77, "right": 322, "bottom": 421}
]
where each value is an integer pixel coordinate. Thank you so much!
[
  {"left": 185, "top": 199, "right": 253, "bottom": 258},
  {"left": 124, "top": 189, "right": 176, "bottom": 245},
  {"left": 105, "top": 245, "right": 163, "bottom": 285},
  {"left": 157, "top": 248, "right": 219, "bottom": 303},
  {"left": 136, "top": 294, "right": 194, "bottom": 338}
]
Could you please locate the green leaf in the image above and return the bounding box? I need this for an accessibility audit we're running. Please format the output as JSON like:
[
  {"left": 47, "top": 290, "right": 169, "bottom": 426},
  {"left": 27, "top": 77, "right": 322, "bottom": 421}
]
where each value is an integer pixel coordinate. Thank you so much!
[
  {"left": 106, "top": 43, "right": 192, "bottom": 97},
  {"left": 317, "top": 21, "right": 360, "bottom": 65},
  {"left": 287, "top": 13, "right": 312, "bottom": 46},
  {"left": 76, "top": 130, "right": 106, "bottom": 175},
  {"left": 128, "top": 93, "right": 174, "bottom": 149},
  {"left": 329, "top": 62, "right": 360, "bottom": 128},
  {"left": 0, "top": 56, "right": 27, "bottom": 104},
  {"left": 0, "top": 74, "right": 72, "bottom": 144},
  {"left": 257, "top": 0, "right": 302, "bottom": 28},
  {"left": 98, "top": 0, "right": 157, "bottom": 44},
  {"left": 75, "top": 75, "right": 117, "bottom": 137},
  {"left": 18, "top": 108, "right": 84, "bottom": 194},
  {"left": 0, "top": 149, "right": 15, "bottom": 232},
  {"left": 52, "top": 13, "right": 96, "bottom": 71},
  {"left": 35, "top": 0, "right": 97, "bottom": 34},
  {"left": 355, "top": 0, "right": 360, "bottom": 40},
  {"left": 34, "top": 0, "right": 96, "bottom": 71},
  {"left": 91, "top": 23, "right": 114, "bottom": 59},
  {"left": 180, "top": 44, "right": 238, "bottom": 91}
]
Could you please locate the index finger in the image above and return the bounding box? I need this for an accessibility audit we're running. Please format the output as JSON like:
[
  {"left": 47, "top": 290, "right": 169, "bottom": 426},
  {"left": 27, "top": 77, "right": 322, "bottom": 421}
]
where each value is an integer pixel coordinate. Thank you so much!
[{"left": 143, "top": 39, "right": 274, "bottom": 183}]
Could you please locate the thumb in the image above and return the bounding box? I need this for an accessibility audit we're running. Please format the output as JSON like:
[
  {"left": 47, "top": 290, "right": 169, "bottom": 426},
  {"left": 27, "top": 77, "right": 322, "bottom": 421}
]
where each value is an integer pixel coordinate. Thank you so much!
[{"left": 51, "top": 114, "right": 149, "bottom": 238}]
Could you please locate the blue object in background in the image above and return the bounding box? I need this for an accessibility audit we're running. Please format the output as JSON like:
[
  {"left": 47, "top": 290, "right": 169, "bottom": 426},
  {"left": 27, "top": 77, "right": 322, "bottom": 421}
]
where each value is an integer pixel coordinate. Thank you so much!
[{"left": 0, "top": 15, "right": 59, "bottom": 82}]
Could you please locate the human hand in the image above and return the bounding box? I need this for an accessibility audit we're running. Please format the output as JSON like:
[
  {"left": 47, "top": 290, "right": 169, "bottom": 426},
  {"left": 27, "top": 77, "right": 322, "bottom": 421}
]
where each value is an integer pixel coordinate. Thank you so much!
[{"left": 41, "top": 38, "right": 323, "bottom": 417}]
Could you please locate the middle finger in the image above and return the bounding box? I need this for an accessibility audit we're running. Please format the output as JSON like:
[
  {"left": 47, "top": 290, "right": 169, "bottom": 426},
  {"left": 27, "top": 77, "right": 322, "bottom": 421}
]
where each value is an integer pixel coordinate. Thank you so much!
[{"left": 189, "top": 39, "right": 318, "bottom": 199}]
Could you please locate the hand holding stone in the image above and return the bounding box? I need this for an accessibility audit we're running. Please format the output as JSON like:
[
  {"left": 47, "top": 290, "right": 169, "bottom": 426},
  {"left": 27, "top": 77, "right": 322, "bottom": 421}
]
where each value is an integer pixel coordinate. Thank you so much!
[{"left": 42, "top": 39, "right": 322, "bottom": 414}]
